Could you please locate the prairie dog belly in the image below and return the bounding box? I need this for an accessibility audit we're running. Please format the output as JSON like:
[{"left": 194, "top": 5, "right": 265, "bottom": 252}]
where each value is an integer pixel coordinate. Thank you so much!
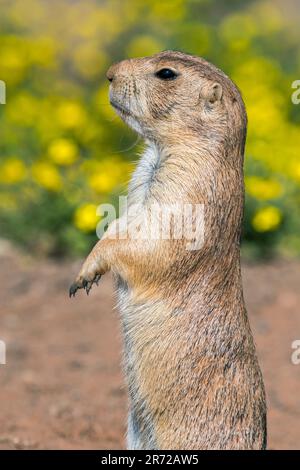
[
  {"left": 127, "top": 144, "right": 161, "bottom": 207},
  {"left": 115, "top": 276, "right": 161, "bottom": 449}
]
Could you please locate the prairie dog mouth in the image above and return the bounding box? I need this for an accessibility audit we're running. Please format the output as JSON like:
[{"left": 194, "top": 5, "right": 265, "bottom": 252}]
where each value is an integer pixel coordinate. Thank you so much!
[
  {"left": 110, "top": 96, "right": 144, "bottom": 136},
  {"left": 110, "top": 99, "right": 132, "bottom": 117}
]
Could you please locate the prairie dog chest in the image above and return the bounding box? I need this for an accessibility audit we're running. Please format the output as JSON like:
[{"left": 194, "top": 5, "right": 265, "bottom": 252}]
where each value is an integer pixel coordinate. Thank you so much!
[{"left": 127, "top": 144, "right": 161, "bottom": 207}]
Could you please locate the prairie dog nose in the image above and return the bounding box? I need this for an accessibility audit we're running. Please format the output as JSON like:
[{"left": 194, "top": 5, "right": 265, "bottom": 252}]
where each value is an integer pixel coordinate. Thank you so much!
[
  {"left": 106, "top": 59, "right": 132, "bottom": 82},
  {"left": 106, "top": 62, "right": 124, "bottom": 82},
  {"left": 106, "top": 63, "right": 117, "bottom": 82}
]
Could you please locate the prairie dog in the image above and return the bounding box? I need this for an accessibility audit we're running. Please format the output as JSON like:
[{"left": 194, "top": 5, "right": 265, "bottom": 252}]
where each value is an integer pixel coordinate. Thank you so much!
[{"left": 70, "top": 51, "right": 267, "bottom": 450}]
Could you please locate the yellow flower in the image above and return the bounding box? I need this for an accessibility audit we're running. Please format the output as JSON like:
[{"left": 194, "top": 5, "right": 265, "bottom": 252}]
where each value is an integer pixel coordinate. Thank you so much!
[
  {"left": 56, "top": 102, "right": 86, "bottom": 129},
  {"left": 85, "top": 158, "right": 132, "bottom": 193},
  {"left": 72, "top": 43, "right": 107, "bottom": 79},
  {"left": 48, "top": 138, "right": 78, "bottom": 166},
  {"left": 245, "top": 176, "right": 282, "bottom": 200},
  {"left": 252, "top": 206, "right": 282, "bottom": 233},
  {"left": 89, "top": 172, "right": 120, "bottom": 193},
  {"left": 32, "top": 162, "right": 62, "bottom": 191},
  {"left": 74, "top": 203, "right": 99, "bottom": 232},
  {"left": 0, "top": 158, "right": 27, "bottom": 184},
  {"left": 220, "top": 13, "right": 257, "bottom": 43},
  {"left": 29, "top": 36, "right": 56, "bottom": 68},
  {"left": 126, "top": 36, "right": 163, "bottom": 58},
  {"left": 289, "top": 161, "right": 300, "bottom": 182},
  {"left": 6, "top": 92, "right": 39, "bottom": 126},
  {"left": 0, "top": 47, "right": 27, "bottom": 85},
  {"left": 146, "top": 0, "right": 185, "bottom": 21},
  {"left": 250, "top": 2, "right": 284, "bottom": 34}
]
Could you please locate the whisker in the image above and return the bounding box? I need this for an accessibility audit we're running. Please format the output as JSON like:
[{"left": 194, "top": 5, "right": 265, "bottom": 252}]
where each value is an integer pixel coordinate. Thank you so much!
[{"left": 114, "top": 134, "right": 141, "bottom": 153}]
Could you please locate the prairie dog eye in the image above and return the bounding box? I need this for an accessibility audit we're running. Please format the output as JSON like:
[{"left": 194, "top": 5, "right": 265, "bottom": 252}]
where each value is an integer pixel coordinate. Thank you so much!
[{"left": 155, "top": 68, "right": 178, "bottom": 80}]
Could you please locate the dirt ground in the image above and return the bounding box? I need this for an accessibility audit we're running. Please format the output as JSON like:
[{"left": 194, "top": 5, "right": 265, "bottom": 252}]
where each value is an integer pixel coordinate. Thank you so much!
[{"left": 0, "top": 240, "right": 299, "bottom": 450}]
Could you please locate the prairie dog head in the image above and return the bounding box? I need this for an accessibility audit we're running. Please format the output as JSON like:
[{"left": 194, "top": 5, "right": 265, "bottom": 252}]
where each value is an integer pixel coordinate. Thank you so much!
[{"left": 107, "top": 50, "right": 246, "bottom": 151}]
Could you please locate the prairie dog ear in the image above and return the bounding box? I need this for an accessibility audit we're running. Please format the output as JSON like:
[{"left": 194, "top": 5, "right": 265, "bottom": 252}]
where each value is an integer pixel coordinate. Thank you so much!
[{"left": 202, "top": 82, "right": 223, "bottom": 105}]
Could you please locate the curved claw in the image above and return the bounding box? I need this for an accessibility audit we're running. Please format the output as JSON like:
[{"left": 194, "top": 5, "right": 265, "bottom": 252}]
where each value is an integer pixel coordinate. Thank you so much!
[
  {"left": 69, "top": 273, "right": 102, "bottom": 298},
  {"left": 69, "top": 282, "right": 81, "bottom": 298},
  {"left": 85, "top": 280, "right": 93, "bottom": 296}
]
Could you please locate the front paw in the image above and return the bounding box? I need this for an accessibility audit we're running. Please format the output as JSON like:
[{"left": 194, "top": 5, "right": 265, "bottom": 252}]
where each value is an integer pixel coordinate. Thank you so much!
[
  {"left": 69, "top": 272, "right": 102, "bottom": 297},
  {"left": 69, "top": 242, "right": 109, "bottom": 298}
]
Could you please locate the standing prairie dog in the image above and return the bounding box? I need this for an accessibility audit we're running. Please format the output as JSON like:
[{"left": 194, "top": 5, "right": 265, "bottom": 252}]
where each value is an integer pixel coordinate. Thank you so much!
[{"left": 70, "top": 51, "right": 267, "bottom": 450}]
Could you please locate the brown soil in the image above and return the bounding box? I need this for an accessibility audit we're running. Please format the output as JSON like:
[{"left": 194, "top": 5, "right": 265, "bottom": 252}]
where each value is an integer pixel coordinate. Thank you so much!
[{"left": 0, "top": 240, "right": 299, "bottom": 450}]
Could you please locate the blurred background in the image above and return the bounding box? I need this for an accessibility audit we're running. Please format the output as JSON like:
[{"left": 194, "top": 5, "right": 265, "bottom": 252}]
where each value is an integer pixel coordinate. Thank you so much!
[{"left": 0, "top": 0, "right": 300, "bottom": 450}]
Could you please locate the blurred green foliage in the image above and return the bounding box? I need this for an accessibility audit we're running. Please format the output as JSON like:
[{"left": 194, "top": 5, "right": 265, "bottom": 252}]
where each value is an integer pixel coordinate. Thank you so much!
[{"left": 0, "top": 0, "right": 299, "bottom": 258}]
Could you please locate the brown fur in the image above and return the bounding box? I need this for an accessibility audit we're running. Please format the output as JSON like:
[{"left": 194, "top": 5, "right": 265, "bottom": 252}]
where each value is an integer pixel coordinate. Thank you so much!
[{"left": 70, "top": 51, "right": 267, "bottom": 449}]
